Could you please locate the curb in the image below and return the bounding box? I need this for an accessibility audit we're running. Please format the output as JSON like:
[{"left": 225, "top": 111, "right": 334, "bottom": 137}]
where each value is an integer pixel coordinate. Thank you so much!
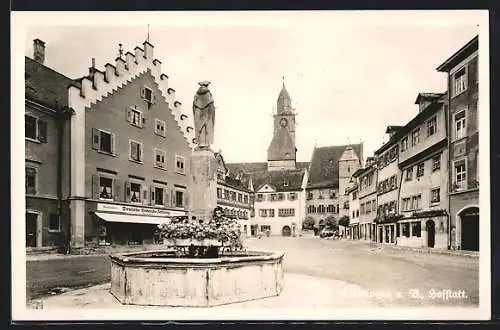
[{"left": 366, "top": 242, "right": 479, "bottom": 258}]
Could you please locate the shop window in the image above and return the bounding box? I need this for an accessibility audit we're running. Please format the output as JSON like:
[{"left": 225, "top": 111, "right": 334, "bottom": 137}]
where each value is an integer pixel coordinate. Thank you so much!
[
  {"left": 412, "top": 222, "right": 421, "bottom": 237},
  {"left": 26, "top": 166, "right": 37, "bottom": 194},
  {"left": 402, "top": 223, "right": 410, "bottom": 237}
]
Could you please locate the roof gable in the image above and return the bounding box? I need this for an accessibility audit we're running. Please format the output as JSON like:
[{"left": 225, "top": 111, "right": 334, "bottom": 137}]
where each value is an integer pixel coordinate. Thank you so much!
[{"left": 256, "top": 183, "right": 277, "bottom": 193}]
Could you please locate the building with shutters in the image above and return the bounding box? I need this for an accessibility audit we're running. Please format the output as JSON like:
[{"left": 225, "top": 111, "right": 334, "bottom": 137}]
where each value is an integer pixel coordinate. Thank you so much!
[
  {"left": 437, "top": 35, "right": 479, "bottom": 251},
  {"left": 24, "top": 38, "right": 195, "bottom": 249},
  {"left": 351, "top": 157, "right": 378, "bottom": 242}
]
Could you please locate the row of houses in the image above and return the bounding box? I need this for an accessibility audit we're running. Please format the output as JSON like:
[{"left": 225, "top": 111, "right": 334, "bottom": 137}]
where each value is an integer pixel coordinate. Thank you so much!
[{"left": 346, "top": 35, "right": 479, "bottom": 251}]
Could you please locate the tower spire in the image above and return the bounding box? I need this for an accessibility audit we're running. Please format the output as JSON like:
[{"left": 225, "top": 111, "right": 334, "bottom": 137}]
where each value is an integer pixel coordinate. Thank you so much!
[{"left": 147, "top": 24, "right": 150, "bottom": 43}]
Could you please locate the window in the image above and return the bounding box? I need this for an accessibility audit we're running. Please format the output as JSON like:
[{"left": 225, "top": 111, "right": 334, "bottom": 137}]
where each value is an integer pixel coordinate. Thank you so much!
[
  {"left": 288, "top": 192, "right": 297, "bottom": 201},
  {"left": 99, "top": 177, "right": 113, "bottom": 200},
  {"left": 130, "top": 182, "right": 141, "bottom": 203},
  {"left": 329, "top": 190, "right": 336, "bottom": 198},
  {"left": 278, "top": 208, "right": 295, "bottom": 217},
  {"left": 244, "top": 195, "right": 249, "bottom": 203},
  {"left": 155, "top": 118, "right": 166, "bottom": 137},
  {"left": 318, "top": 205, "right": 326, "bottom": 213},
  {"left": 412, "top": 129, "right": 420, "bottom": 146},
  {"left": 454, "top": 159, "right": 467, "bottom": 190},
  {"left": 92, "top": 129, "right": 115, "bottom": 154},
  {"left": 256, "top": 194, "right": 264, "bottom": 202},
  {"left": 261, "top": 225, "right": 271, "bottom": 232},
  {"left": 411, "top": 195, "right": 422, "bottom": 210},
  {"left": 283, "top": 180, "right": 289, "bottom": 187},
  {"left": 427, "top": 116, "right": 437, "bottom": 137},
  {"left": 412, "top": 222, "right": 421, "bottom": 237},
  {"left": 269, "top": 209, "right": 275, "bottom": 217},
  {"left": 277, "top": 193, "right": 284, "bottom": 201},
  {"left": 154, "top": 148, "right": 166, "bottom": 169},
  {"left": 430, "top": 188, "right": 440, "bottom": 204},
  {"left": 402, "top": 223, "right": 410, "bottom": 237},
  {"left": 26, "top": 167, "right": 37, "bottom": 194},
  {"left": 327, "top": 204, "right": 335, "bottom": 213},
  {"left": 238, "top": 193, "right": 243, "bottom": 202},
  {"left": 175, "top": 155, "right": 185, "bottom": 174},
  {"left": 25, "top": 115, "right": 48, "bottom": 142},
  {"left": 127, "top": 107, "right": 143, "bottom": 128},
  {"left": 231, "top": 191, "right": 236, "bottom": 201},
  {"left": 372, "top": 200, "right": 376, "bottom": 211},
  {"left": 356, "top": 210, "right": 359, "bottom": 217},
  {"left": 217, "top": 188, "right": 222, "bottom": 198},
  {"left": 49, "top": 213, "right": 60, "bottom": 232},
  {"left": 175, "top": 191, "right": 184, "bottom": 207},
  {"left": 454, "top": 109, "right": 467, "bottom": 140},
  {"left": 307, "top": 191, "right": 313, "bottom": 200},
  {"left": 141, "top": 86, "right": 155, "bottom": 103},
  {"left": 401, "top": 137, "right": 408, "bottom": 151},
  {"left": 416, "top": 163, "right": 424, "bottom": 178},
  {"left": 453, "top": 67, "right": 467, "bottom": 96},
  {"left": 405, "top": 167, "right": 413, "bottom": 181},
  {"left": 154, "top": 187, "right": 164, "bottom": 205},
  {"left": 432, "top": 154, "right": 441, "bottom": 171},
  {"left": 352, "top": 211, "right": 355, "bottom": 218},
  {"left": 352, "top": 191, "right": 358, "bottom": 199},
  {"left": 129, "top": 140, "right": 143, "bottom": 163}
]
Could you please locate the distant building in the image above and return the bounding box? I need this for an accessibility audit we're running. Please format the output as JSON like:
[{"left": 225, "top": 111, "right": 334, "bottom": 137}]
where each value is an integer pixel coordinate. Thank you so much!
[
  {"left": 347, "top": 184, "right": 359, "bottom": 239},
  {"left": 352, "top": 157, "right": 378, "bottom": 242},
  {"left": 437, "top": 35, "right": 479, "bottom": 251},
  {"left": 227, "top": 83, "right": 308, "bottom": 236},
  {"left": 305, "top": 144, "right": 363, "bottom": 230},
  {"left": 374, "top": 127, "right": 401, "bottom": 244},
  {"left": 396, "top": 92, "right": 449, "bottom": 249},
  {"left": 215, "top": 152, "right": 253, "bottom": 236}
]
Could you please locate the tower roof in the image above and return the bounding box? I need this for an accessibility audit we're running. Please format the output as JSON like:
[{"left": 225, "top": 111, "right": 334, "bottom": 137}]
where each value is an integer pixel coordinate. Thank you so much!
[
  {"left": 267, "top": 127, "right": 296, "bottom": 161},
  {"left": 278, "top": 82, "right": 290, "bottom": 102}
]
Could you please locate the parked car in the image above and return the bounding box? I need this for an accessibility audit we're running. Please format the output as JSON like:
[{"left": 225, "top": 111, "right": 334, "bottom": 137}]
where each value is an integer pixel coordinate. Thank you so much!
[{"left": 319, "top": 228, "right": 334, "bottom": 238}]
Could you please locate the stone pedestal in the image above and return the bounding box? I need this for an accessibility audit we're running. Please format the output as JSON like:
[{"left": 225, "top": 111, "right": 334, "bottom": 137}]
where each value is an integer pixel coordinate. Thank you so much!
[{"left": 189, "top": 148, "right": 218, "bottom": 223}]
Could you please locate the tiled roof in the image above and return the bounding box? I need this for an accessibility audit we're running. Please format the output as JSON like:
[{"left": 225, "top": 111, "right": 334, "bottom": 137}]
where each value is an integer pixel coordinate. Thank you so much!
[
  {"left": 414, "top": 92, "right": 446, "bottom": 104},
  {"left": 223, "top": 174, "right": 250, "bottom": 191},
  {"left": 252, "top": 169, "right": 306, "bottom": 192},
  {"left": 25, "top": 57, "right": 79, "bottom": 111},
  {"left": 267, "top": 127, "right": 296, "bottom": 161},
  {"left": 226, "top": 161, "right": 309, "bottom": 174},
  {"left": 306, "top": 144, "right": 363, "bottom": 190},
  {"left": 278, "top": 83, "right": 290, "bottom": 102}
]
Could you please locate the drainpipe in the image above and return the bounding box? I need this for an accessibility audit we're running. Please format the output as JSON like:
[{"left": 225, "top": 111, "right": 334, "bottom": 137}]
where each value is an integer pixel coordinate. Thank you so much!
[
  {"left": 445, "top": 91, "right": 452, "bottom": 250},
  {"left": 56, "top": 108, "right": 64, "bottom": 251}
]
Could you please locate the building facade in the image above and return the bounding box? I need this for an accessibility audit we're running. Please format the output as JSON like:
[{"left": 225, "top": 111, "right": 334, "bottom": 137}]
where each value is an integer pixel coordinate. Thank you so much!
[
  {"left": 347, "top": 184, "right": 359, "bottom": 239},
  {"left": 437, "top": 35, "right": 479, "bottom": 251},
  {"left": 374, "top": 128, "right": 401, "bottom": 244},
  {"left": 25, "top": 38, "right": 196, "bottom": 249},
  {"left": 215, "top": 152, "right": 252, "bottom": 236},
  {"left": 352, "top": 157, "right": 378, "bottom": 242},
  {"left": 396, "top": 93, "right": 449, "bottom": 249},
  {"left": 227, "top": 83, "right": 308, "bottom": 237},
  {"left": 305, "top": 144, "right": 363, "bottom": 231}
]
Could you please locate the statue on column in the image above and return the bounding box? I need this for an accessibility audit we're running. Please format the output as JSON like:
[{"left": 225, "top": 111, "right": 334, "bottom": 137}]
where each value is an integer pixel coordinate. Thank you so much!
[{"left": 192, "top": 81, "right": 215, "bottom": 150}]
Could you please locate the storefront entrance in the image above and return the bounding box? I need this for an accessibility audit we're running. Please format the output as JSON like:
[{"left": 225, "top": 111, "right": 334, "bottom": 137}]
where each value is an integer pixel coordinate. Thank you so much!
[
  {"left": 460, "top": 207, "right": 479, "bottom": 251},
  {"left": 26, "top": 212, "right": 38, "bottom": 247},
  {"left": 426, "top": 220, "right": 435, "bottom": 248},
  {"left": 282, "top": 225, "right": 291, "bottom": 237}
]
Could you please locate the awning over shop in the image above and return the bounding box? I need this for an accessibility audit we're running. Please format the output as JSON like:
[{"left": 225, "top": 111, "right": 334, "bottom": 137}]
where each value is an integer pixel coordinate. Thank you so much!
[{"left": 95, "top": 212, "right": 171, "bottom": 225}]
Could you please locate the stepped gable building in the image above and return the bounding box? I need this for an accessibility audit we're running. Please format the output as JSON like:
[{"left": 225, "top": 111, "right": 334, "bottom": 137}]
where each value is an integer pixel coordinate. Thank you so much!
[
  {"left": 305, "top": 144, "right": 363, "bottom": 229},
  {"left": 437, "top": 35, "right": 479, "bottom": 251},
  {"left": 25, "top": 38, "right": 196, "bottom": 249},
  {"left": 226, "top": 82, "right": 309, "bottom": 237},
  {"left": 25, "top": 39, "right": 76, "bottom": 249}
]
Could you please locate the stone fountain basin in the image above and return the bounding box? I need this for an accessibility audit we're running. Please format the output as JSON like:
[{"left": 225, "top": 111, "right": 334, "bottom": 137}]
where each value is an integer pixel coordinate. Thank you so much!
[{"left": 110, "top": 250, "right": 285, "bottom": 307}]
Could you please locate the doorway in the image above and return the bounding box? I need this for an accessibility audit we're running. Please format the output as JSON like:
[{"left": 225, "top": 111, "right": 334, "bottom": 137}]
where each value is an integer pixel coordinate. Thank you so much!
[
  {"left": 460, "top": 207, "right": 479, "bottom": 251},
  {"left": 426, "top": 219, "right": 435, "bottom": 248},
  {"left": 282, "top": 225, "right": 291, "bottom": 237},
  {"left": 26, "top": 212, "right": 38, "bottom": 247}
]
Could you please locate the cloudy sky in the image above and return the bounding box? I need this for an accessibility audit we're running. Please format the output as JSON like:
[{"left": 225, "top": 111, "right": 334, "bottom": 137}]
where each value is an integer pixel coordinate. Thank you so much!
[{"left": 20, "top": 11, "right": 484, "bottom": 163}]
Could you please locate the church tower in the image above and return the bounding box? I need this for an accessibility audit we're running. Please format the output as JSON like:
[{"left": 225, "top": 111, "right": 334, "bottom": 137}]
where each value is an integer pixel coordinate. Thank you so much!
[{"left": 267, "top": 81, "right": 297, "bottom": 171}]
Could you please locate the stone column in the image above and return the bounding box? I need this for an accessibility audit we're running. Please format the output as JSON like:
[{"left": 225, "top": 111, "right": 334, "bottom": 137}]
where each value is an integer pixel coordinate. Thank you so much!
[{"left": 189, "top": 148, "right": 218, "bottom": 223}]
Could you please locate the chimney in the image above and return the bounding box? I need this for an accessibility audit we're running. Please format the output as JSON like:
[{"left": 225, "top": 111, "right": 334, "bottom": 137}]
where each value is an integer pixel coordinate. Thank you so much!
[{"left": 33, "top": 39, "right": 46, "bottom": 64}]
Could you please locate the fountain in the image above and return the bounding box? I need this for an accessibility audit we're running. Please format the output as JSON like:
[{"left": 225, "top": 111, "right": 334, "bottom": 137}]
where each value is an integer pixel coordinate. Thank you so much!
[{"left": 110, "top": 82, "right": 284, "bottom": 307}]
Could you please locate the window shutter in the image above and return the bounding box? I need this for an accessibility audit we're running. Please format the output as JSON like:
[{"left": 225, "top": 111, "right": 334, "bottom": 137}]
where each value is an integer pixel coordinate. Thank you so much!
[
  {"left": 126, "top": 107, "right": 132, "bottom": 123},
  {"left": 150, "top": 185, "right": 154, "bottom": 206},
  {"left": 125, "top": 181, "right": 131, "bottom": 203},
  {"left": 130, "top": 142, "right": 137, "bottom": 160},
  {"left": 138, "top": 144, "right": 142, "bottom": 161},
  {"left": 38, "top": 120, "right": 48, "bottom": 143},
  {"left": 92, "top": 128, "right": 100, "bottom": 150},
  {"left": 164, "top": 189, "right": 169, "bottom": 207},
  {"left": 140, "top": 87, "right": 146, "bottom": 99},
  {"left": 151, "top": 95, "right": 156, "bottom": 104},
  {"left": 111, "top": 133, "right": 116, "bottom": 155},
  {"left": 142, "top": 117, "right": 146, "bottom": 127},
  {"left": 171, "top": 188, "right": 176, "bottom": 207},
  {"left": 183, "top": 191, "right": 189, "bottom": 209},
  {"left": 113, "top": 179, "right": 123, "bottom": 202},
  {"left": 92, "top": 174, "right": 100, "bottom": 199},
  {"left": 154, "top": 120, "right": 158, "bottom": 134}
]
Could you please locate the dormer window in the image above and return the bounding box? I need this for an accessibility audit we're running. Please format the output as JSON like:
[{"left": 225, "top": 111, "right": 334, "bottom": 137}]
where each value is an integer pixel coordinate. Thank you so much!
[{"left": 283, "top": 180, "right": 289, "bottom": 187}]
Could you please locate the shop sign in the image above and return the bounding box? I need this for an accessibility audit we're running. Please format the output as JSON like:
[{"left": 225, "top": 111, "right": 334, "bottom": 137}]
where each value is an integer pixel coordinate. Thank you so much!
[{"left": 97, "top": 203, "right": 187, "bottom": 217}]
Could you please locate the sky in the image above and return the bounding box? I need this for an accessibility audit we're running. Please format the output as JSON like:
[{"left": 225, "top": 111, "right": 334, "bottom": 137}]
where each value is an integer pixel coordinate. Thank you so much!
[{"left": 21, "top": 11, "right": 483, "bottom": 164}]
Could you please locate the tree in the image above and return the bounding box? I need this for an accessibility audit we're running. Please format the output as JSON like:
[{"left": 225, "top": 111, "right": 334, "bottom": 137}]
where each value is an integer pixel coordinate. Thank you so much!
[
  {"left": 338, "top": 215, "right": 350, "bottom": 228},
  {"left": 324, "top": 216, "right": 338, "bottom": 229},
  {"left": 302, "top": 216, "right": 316, "bottom": 230}
]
